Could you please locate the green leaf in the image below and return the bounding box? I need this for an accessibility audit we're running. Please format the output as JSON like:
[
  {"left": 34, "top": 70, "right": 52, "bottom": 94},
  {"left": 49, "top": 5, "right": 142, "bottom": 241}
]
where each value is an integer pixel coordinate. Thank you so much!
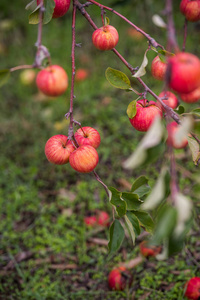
[
  {"left": 26, "top": 0, "right": 37, "bottom": 11},
  {"left": 142, "top": 167, "right": 169, "bottom": 210},
  {"left": 105, "top": 67, "right": 131, "bottom": 90},
  {"left": 187, "top": 136, "right": 200, "bottom": 165},
  {"left": 105, "top": 17, "right": 110, "bottom": 26},
  {"left": 125, "top": 211, "right": 141, "bottom": 237},
  {"left": 127, "top": 100, "right": 137, "bottom": 119},
  {"left": 123, "top": 116, "right": 164, "bottom": 169},
  {"left": 133, "top": 49, "right": 148, "bottom": 78},
  {"left": 121, "top": 192, "right": 142, "bottom": 210},
  {"left": 29, "top": 0, "right": 55, "bottom": 25},
  {"left": 191, "top": 107, "right": 200, "bottom": 118},
  {"left": 133, "top": 210, "right": 154, "bottom": 233},
  {"left": 175, "top": 105, "right": 185, "bottom": 115},
  {"left": 152, "top": 205, "right": 177, "bottom": 245},
  {"left": 0, "top": 69, "right": 10, "bottom": 87},
  {"left": 108, "top": 219, "right": 125, "bottom": 257},
  {"left": 131, "top": 175, "right": 150, "bottom": 198},
  {"left": 109, "top": 187, "right": 127, "bottom": 217}
]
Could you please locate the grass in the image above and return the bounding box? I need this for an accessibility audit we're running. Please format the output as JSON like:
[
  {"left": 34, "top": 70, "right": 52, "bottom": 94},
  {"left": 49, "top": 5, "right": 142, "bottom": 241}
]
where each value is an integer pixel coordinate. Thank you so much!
[{"left": 0, "top": 0, "right": 200, "bottom": 299}]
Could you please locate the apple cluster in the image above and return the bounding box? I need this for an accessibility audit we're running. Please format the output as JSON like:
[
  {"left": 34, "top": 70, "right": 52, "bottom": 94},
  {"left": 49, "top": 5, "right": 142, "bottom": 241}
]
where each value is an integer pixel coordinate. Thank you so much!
[{"left": 45, "top": 126, "right": 101, "bottom": 173}]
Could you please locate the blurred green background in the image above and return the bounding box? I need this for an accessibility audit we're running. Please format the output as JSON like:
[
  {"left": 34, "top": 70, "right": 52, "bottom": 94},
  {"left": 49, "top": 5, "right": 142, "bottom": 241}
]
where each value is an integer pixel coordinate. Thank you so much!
[{"left": 0, "top": 1, "right": 200, "bottom": 299}]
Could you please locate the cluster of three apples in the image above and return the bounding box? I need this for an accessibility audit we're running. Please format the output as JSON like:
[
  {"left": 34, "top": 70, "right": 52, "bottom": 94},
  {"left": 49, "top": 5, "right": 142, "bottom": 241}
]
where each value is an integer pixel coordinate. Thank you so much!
[{"left": 45, "top": 127, "right": 101, "bottom": 173}]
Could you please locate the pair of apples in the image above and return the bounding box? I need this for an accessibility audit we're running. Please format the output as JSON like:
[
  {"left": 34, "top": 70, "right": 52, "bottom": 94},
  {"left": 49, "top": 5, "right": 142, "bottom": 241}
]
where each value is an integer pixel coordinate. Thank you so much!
[
  {"left": 151, "top": 52, "right": 200, "bottom": 103},
  {"left": 45, "top": 127, "right": 101, "bottom": 173}
]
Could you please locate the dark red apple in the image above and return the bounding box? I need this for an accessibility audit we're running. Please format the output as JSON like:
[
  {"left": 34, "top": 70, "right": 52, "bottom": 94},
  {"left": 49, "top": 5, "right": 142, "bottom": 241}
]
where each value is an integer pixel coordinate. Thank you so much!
[
  {"left": 69, "top": 145, "right": 99, "bottom": 173},
  {"left": 185, "top": 277, "right": 200, "bottom": 300},
  {"left": 180, "top": 86, "right": 200, "bottom": 103},
  {"left": 74, "top": 127, "right": 101, "bottom": 149},
  {"left": 36, "top": 65, "right": 68, "bottom": 97},
  {"left": 158, "top": 91, "right": 179, "bottom": 110},
  {"left": 167, "top": 52, "right": 200, "bottom": 94},
  {"left": 129, "top": 100, "right": 163, "bottom": 132},
  {"left": 92, "top": 25, "right": 119, "bottom": 51},
  {"left": 108, "top": 266, "right": 132, "bottom": 291},
  {"left": 151, "top": 55, "right": 167, "bottom": 81},
  {"left": 45, "top": 135, "right": 75, "bottom": 165}
]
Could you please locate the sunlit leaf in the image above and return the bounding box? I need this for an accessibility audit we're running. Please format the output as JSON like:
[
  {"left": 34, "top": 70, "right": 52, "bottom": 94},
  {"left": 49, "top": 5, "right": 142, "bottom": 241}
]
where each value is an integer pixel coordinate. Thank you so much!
[
  {"left": 105, "top": 67, "right": 131, "bottom": 90},
  {"left": 187, "top": 136, "right": 200, "bottom": 165},
  {"left": 152, "top": 14, "right": 167, "bottom": 28},
  {"left": 174, "top": 193, "right": 193, "bottom": 236},
  {"left": 0, "top": 69, "right": 10, "bottom": 87},
  {"left": 123, "top": 116, "right": 164, "bottom": 169},
  {"left": 142, "top": 167, "right": 169, "bottom": 210},
  {"left": 105, "top": 17, "right": 110, "bottom": 26},
  {"left": 133, "top": 49, "right": 148, "bottom": 78},
  {"left": 127, "top": 100, "right": 137, "bottom": 119},
  {"left": 108, "top": 219, "right": 125, "bottom": 257}
]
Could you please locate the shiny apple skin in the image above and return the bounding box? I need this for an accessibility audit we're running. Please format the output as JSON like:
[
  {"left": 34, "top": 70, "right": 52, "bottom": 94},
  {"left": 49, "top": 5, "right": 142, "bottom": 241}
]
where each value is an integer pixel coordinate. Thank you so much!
[
  {"left": 168, "top": 52, "right": 200, "bottom": 94},
  {"left": 92, "top": 25, "right": 119, "bottom": 51},
  {"left": 69, "top": 145, "right": 99, "bottom": 173},
  {"left": 36, "top": 65, "right": 68, "bottom": 97},
  {"left": 129, "top": 100, "right": 163, "bottom": 132},
  {"left": 74, "top": 127, "right": 101, "bottom": 149},
  {"left": 158, "top": 91, "right": 179, "bottom": 110},
  {"left": 151, "top": 56, "right": 167, "bottom": 81},
  {"left": 45, "top": 135, "right": 75, "bottom": 165}
]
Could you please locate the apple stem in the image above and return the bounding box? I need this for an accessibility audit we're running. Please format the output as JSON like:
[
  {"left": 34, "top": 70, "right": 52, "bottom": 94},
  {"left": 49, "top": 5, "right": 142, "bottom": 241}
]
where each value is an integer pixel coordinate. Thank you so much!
[
  {"left": 93, "top": 170, "right": 110, "bottom": 197},
  {"left": 79, "top": 126, "right": 87, "bottom": 137},
  {"left": 101, "top": 8, "right": 105, "bottom": 26}
]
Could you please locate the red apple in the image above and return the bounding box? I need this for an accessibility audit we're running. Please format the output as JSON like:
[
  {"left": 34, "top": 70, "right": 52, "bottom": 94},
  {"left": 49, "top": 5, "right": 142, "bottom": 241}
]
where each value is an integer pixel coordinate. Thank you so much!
[
  {"left": 166, "top": 121, "right": 188, "bottom": 149},
  {"left": 108, "top": 266, "right": 132, "bottom": 291},
  {"left": 92, "top": 25, "right": 119, "bottom": 51},
  {"left": 97, "top": 211, "right": 110, "bottom": 226},
  {"left": 75, "top": 68, "right": 89, "bottom": 82},
  {"left": 36, "top": 65, "right": 68, "bottom": 97},
  {"left": 167, "top": 52, "right": 200, "bottom": 94},
  {"left": 20, "top": 69, "right": 36, "bottom": 85},
  {"left": 139, "top": 241, "right": 161, "bottom": 257},
  {"left": 179, "top": 86, "right": 200, "bottom": 103},
  {"left": 37, "top": 0, "right": 71, "bottom": 18},
  {"left": 158, "top": 91, "right": 179, "bottom": 110},
  {"left": 129, "top": 100, "right": 163, "bottom": 132},
  {"left": 69, "top": 145, "right": 99, "bottom": 173},
  {"left": 74, "top": 127, "right": 101, "bottom": 149},
  {"left": 180, "top": 0, "right": 200, "bottom": 22},
  {"left": 84, "top": 216, "right": 97, "bottom": 226},
  {"left": 185, "top": 277, "right": 200, "bottom": 300},
  {"left": 45, "top": 135, "right": 75, "bottom": 165},
  {"left": 151, "top": 55, "right": 167, "bottom": 81}
]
